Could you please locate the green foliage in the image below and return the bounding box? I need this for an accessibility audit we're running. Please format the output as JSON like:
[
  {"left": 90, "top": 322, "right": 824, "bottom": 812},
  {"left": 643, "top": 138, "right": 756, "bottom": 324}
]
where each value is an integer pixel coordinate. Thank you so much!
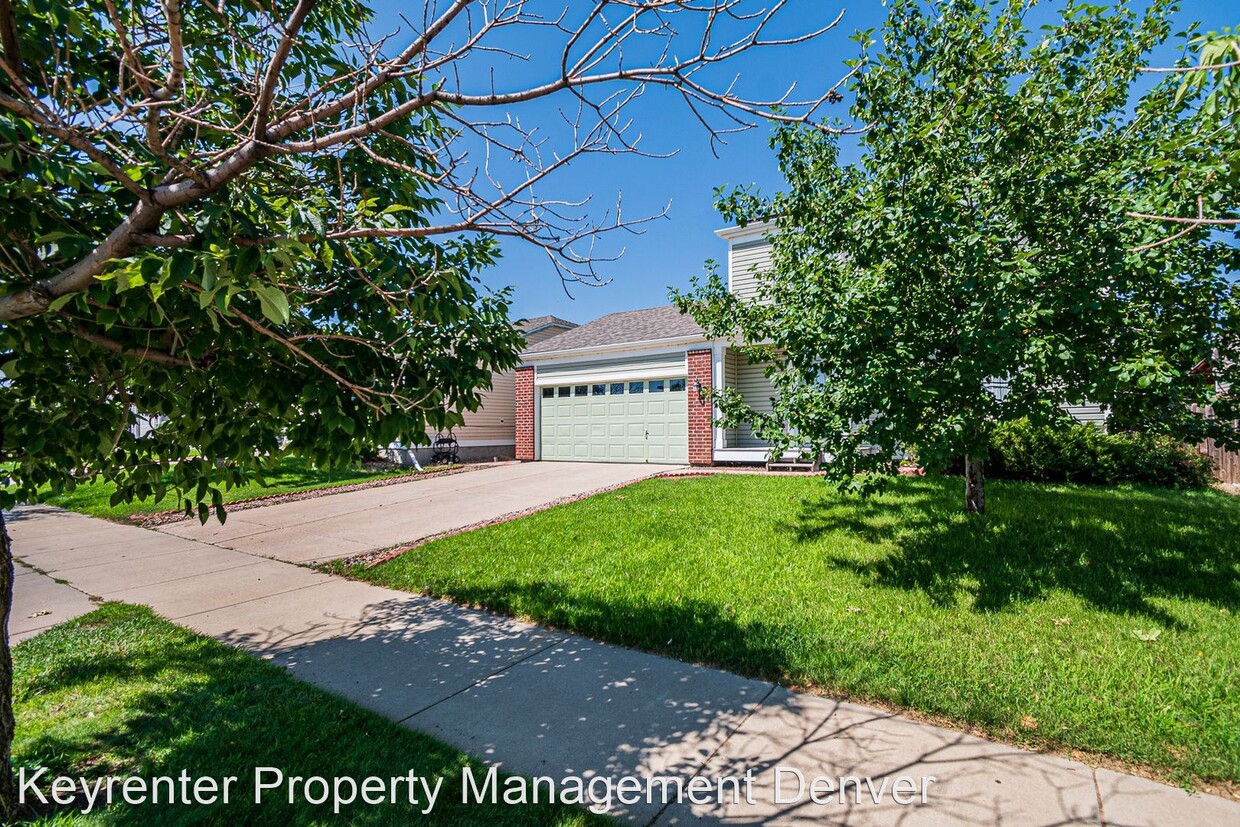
[
  {"left": 346, "top": 475, "right": 1240, "bottom": 786},
  {"left": 675, "top": 0, "right": 1239, "bottom": 501},
  {"left": 958, "top": 419, "right": 1217, "bottom": 489},
  {"left": 0, "top": 0, "right": 524, "bottom": 519}
]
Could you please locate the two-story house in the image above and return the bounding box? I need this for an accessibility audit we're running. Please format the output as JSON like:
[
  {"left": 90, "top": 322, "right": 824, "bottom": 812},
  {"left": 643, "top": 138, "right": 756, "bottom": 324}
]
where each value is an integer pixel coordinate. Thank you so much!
[
  {"left": 515, "top": 223, "right": 784, "bottom": 466},
  {"left": 515, "top": 222, "right": 1108, "bottom": 467}
]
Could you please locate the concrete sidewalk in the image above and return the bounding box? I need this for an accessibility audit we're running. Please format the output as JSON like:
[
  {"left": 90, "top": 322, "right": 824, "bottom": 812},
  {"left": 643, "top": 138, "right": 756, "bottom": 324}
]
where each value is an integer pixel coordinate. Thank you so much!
[
  {"left": 8, "top": 504, "right": 1239, "bottom": 826},
  {"left": 10, "top": 560, "right": 97, "bottom": 643},
  {"left": 154, "top": 461, "right": 667, "bottom": 563}
]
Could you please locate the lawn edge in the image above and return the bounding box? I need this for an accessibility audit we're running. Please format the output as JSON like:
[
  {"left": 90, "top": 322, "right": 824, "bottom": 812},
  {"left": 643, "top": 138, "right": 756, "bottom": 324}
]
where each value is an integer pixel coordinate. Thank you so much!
[
  {"left": 326, "top": 469, "right": 670, "bottom": 570},
  {"left": 320, "top": 473, "right": 1240, "bottom": 802}
]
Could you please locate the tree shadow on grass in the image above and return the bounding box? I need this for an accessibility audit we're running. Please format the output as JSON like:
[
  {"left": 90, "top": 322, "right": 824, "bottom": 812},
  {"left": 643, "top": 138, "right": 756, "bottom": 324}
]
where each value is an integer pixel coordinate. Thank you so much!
[
  {"left": 433, "top": 580, "right": 797, "bottom": 684},
  {"left": 788, "top": 478, "right": 1240, "bottom": 627},
  {"left": 13, "top": 604, "right": 594, "bottom": 826}
]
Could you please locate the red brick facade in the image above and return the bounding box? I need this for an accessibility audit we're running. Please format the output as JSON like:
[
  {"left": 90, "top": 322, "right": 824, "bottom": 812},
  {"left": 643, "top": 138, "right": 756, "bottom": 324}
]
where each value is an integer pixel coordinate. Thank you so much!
[
  {"left": 687, "top": 349, "right": 714, "bottom": 467},
  {"left": 515, "top": 366, "right": 535, "bottom": 461}
]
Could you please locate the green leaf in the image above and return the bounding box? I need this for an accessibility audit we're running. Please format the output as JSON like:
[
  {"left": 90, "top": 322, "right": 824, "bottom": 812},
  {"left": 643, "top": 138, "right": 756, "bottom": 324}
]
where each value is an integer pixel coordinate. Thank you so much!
[{"left": 254, "top": 284, "right": 291, "bottom": 326}]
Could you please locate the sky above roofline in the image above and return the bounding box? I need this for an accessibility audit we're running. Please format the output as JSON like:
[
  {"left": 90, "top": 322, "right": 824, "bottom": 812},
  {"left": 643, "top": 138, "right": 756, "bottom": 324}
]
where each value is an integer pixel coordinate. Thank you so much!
[{"left": 369, "top": 0, "right": 1237, "bottom": 326}]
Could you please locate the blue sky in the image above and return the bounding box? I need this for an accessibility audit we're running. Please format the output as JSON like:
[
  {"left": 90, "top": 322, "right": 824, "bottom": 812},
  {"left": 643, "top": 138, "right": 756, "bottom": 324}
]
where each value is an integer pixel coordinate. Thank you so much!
[{"left": 369, "top": 1, "right": 1237, "bottom": 326}]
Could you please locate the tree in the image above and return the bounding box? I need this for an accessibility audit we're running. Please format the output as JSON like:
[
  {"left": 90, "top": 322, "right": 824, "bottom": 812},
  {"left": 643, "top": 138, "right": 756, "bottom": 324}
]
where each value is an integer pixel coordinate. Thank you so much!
[
  {"left": 0, "top": 0, "right": 857, "bottom": 815},
  {"left": 1128, "top": 27, "right": 1240, "bottom": 247},
  {"left": 676, "top": 0, "right": 1239, "bottom": 514}
]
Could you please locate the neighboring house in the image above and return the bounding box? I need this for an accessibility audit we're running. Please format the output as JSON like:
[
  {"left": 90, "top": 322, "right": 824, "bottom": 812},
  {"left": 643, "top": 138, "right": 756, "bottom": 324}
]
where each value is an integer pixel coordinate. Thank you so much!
[
  {"left": 390, "top": 314, "right": 577, "bottom": 465},
  {"left": 516, "top": 223, "right": 1106, "bottom": 467}
]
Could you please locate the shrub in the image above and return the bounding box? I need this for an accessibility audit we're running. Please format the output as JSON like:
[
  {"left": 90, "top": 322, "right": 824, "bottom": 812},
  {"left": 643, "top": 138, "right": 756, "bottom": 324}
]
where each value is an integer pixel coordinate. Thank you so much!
[{"left": 979, "top": 419, "right": 1215, "bottom": 489}]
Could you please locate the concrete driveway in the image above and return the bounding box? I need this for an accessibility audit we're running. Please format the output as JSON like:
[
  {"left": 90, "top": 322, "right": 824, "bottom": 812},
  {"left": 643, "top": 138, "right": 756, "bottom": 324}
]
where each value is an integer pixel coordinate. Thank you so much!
[{"left": 155, "top": 461, "right": 669, "bottom": 564}]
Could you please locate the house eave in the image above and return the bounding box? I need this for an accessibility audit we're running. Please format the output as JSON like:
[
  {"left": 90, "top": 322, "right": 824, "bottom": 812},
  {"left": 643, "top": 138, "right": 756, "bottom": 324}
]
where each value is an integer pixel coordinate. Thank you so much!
[
  {"left": 521, "top": 333, "right": 710, "bottom": 365},
  {"left": 714, "top": 220, "right": 776, "bottom": 243}
]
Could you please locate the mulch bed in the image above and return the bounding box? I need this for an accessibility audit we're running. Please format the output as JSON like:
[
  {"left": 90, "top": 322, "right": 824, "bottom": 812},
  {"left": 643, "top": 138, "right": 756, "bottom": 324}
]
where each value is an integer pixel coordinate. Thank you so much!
[{"left": 134, "top": 462, "right": 503, "bottom": 528}]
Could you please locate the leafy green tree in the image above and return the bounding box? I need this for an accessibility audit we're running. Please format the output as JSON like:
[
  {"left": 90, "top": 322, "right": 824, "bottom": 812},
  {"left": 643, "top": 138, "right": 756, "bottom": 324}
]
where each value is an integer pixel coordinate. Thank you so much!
[
  {"left": 676, "top": 0, "right": 1239, "bottom": 514},
  {"left": 0, "top": 0, "right": 855, "bottom": 814},
  {"left": 1127, "top": 27, "right": 1239, "bottom": 245}
]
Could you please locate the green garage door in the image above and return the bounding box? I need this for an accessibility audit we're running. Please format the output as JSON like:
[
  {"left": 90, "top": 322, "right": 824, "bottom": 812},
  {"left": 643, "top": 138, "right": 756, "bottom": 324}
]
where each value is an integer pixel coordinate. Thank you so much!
[{"left": 540, "top": 378, "right": 689, "bottom": 464}]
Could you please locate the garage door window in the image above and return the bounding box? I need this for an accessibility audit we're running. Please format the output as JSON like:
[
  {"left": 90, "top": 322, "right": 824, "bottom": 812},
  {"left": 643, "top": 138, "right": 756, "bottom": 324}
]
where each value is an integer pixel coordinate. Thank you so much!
[
  {"left": 629, "top": 381, "right": 644, "bottom": 394},
  {"left": 670, "top": 378, "right": 686, "bottom": 392},
  {"left": 592, "top": 384, "right": 606, "bottom": 396},
  {"left": 574, "top": 385, "right": 588, "bottom": 397},
  {"left": 542, "top": 387, "right": 554, "bottom": 398},
  {"left": 649, "top": 380, "right": 665, "bottom": 393},
  {"left": 610, "top": 383, "right": 625, "bottom": 395},
  {"left": 557, "top": 386, "right": 571, "bottom": 397}
]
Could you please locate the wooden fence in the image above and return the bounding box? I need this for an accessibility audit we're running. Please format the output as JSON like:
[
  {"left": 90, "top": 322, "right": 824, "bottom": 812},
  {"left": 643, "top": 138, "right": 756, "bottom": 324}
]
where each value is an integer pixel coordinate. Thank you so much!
[{"left": 1198, "top": 436, "right": 1240, "bottom": 485}]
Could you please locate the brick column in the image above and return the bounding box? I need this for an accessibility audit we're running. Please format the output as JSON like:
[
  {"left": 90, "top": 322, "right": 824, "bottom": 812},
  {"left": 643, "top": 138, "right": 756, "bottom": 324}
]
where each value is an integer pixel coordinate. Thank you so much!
[
  {"left": 687, "top": 349, "right": 714, "bottom": 467},
  {"left": 515, "top": 366, "right": 535, "bottom": 461}
]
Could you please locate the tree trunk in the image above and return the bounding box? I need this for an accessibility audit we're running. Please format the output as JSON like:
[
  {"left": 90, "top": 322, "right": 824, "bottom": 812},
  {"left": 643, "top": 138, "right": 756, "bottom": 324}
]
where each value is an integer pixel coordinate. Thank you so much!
[
  {"left": 0, "top": 510, "right": 15, "bottom": 821},
  {"left": 964, "top": 454, "right": 986, "bottom": 514}
]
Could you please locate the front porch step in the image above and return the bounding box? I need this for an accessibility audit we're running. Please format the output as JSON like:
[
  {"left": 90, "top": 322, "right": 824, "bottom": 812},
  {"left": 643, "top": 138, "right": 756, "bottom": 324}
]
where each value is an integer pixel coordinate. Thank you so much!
[{"left": 766, "top": 460, "right": 819, "bottom": 473}]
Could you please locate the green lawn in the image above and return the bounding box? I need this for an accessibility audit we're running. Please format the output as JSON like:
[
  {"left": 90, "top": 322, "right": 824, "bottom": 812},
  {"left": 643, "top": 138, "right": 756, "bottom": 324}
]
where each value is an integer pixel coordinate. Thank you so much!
[
  {"left": 336, "top": 474, "right": 1240, "bottom": 788},
  {"left": 13, "top": 603, "right": 598, "bottom": 825},
  {"left": 37, "top": 456, "right": 416, "bottom": 521}
]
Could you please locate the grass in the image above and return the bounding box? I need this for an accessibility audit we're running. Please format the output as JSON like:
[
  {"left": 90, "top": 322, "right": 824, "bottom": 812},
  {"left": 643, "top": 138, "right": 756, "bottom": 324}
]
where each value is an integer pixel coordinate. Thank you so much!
[
  {"left": 13, "top": 603, "right": 599, "bottom": 826},
  {"left": 335, "top": 474, "right": 1240, "bottom": 788},
  {"left": 37, "top": 456, "right": 416, "bottom": 521}
]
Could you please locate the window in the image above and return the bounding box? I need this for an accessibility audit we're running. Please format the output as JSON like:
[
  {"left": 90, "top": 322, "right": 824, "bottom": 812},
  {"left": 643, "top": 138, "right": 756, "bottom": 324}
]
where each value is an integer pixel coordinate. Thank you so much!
[
  {"left": 558, "top": 386, "right": 570, "bottom": 398},
  {"left": 610, "top": 383, "right": 625, "bottom": 395},
  {"left": 592, "top": 384, "right": 606, "bottom": 396},
  {"left": 574, "top": 385, "right": 588, "bottom": 397},
  {"left": 542, "top": 387, "right": 554, "bottom": 399},
  {"left": 670, "top": 378, "right": 686, "bottom": 392},
  {"left": 649, "top": 380, "right": 665, "bottom": 393},
  {"left": 629, "top": 381, "right": 644, "bottom": 394}
]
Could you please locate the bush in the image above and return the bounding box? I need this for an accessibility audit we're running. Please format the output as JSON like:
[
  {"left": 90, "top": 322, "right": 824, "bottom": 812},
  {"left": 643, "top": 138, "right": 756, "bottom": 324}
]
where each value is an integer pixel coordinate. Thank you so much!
[{"left": 979, "top": 419, "right": 1216, "bottom": 489}]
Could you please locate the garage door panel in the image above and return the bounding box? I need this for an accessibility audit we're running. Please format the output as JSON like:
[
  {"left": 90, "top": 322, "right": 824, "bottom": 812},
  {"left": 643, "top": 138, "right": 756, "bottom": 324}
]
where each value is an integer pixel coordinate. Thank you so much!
[{"left": 540, "top": 378, "right": 689, "bottom": 465}]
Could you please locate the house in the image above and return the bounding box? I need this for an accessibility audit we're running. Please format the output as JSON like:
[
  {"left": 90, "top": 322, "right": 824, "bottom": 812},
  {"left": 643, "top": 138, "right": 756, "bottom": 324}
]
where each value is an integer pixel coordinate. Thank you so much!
[
  {"left": 516, "top": 223, "right": 783, "bottom": 466},
  {"left": 515, "top": 223, "right": 1107, "bottom": 466},
  {"left": 389, "top": 314, "right": 577, "bottom": 465}
]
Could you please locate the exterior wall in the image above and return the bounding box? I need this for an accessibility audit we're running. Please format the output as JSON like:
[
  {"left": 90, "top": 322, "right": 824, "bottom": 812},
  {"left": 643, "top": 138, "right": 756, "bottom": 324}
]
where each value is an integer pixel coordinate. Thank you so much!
[
  {"left": 729, "top": 238, "right": 773, "bottom": 301},
  {"left": 425, "top": 323, "right": 571, "bottom": 448},
  {"left": 724, "top": 354, "right": 777, "bottom": 449},
  {"left": 515, "top": 366, "right": 535, "bottom": 461},
  {"left": 444, "top": 370, "right": 516, "bottom": 445},
  {"left": 687, "top": 349, "right": 714, "bottom": 466}
]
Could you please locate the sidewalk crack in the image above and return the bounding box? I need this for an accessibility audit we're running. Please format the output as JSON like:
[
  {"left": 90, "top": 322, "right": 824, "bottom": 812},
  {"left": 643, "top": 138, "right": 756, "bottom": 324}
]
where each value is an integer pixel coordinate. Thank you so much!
[
  {"left": 396, "top": 634, "right": 569, "bottom": 723},
  {"left": 1093, "top": 766, "right": 1107, "bottom": 826},
  {"left": 644, "top": 681, "right": 778, "bottom": 827}
]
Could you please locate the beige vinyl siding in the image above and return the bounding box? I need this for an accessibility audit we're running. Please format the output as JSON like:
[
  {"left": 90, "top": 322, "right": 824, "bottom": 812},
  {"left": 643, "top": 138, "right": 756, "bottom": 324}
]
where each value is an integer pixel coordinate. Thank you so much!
[
  {"left": 724, "top": 354, "right": 777, "bottom": 449},
  {"left": 729, "top": 238, "right": 773, "bottom": 301},
  {"left": 446, "top": 371, "right": 516, "bottom": 443},
  {"left": 1061, "top": 402, "right": 1108, "bottom": 427},
  {"left": 434, "top": 323, "right": 574, "bottom": 445}
]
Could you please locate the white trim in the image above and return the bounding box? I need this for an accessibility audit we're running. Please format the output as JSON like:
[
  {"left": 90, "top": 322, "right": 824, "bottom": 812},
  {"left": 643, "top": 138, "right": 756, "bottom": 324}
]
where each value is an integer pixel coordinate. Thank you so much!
[
  {"left": 713, "top": 447, "right": 770, "bottom": 464},
  {"left": 522, "top": 335, "right": 708, "bottom": 364},
  {"left": 534, "top": 353, "right": 688, "bottom": 387},
  {"left": 714, "top": 220, "right": 776, "bottom": 242},
  {"left": 711, "top": 342, "right": 726, "bottom": 456}
]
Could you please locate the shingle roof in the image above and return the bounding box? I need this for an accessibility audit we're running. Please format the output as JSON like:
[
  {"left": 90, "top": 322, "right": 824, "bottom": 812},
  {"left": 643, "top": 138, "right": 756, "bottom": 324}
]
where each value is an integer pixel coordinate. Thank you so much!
[
  {"left": 520, "top": 314, "right": 577, "bottom": 333},
  {"left": 524, "top": 305, "right": 705, "bottom": 355}
]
